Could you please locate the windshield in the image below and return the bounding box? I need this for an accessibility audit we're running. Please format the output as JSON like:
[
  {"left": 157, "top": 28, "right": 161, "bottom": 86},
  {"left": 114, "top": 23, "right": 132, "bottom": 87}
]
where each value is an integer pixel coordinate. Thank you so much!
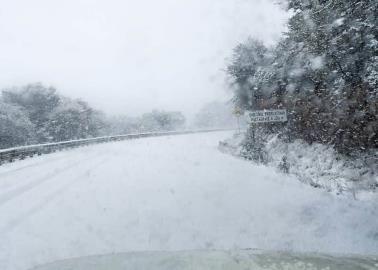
[{"left": 0, "top": 1, "right": 377, "bottom": 270}]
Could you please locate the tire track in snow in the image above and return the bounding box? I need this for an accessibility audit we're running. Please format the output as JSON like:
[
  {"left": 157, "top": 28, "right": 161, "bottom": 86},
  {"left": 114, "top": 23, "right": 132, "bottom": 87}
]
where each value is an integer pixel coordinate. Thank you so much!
[
  {"left": 0, "top": 236, "right": 10, "bottom": 270},
  {"left": 0, "top": 149, "right": 95, "bottom": 196},
  {"left": 0, "top": 156, "right": 100, "bottom": 207},
  {"left": 0, "top": 152, "right": 74, "bottom": 178},
  {"left": 0, "top": 156, "right": 110, "bottom": 235}
]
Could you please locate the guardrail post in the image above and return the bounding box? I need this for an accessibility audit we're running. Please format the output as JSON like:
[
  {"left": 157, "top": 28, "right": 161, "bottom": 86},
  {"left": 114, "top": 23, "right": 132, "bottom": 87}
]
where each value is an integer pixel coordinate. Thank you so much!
[{"left": 9, "top": 150, "right": 16, "bottom": 163}]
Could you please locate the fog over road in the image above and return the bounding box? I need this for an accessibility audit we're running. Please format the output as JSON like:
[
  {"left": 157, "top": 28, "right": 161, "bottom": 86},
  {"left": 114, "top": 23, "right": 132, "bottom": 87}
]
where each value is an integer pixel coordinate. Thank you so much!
[{"left": 0, "top": 131, "right": 377, "bottom": 270}]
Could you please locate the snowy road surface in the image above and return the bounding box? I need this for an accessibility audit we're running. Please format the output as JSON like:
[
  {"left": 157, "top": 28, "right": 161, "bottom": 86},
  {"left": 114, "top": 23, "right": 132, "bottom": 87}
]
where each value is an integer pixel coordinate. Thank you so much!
[{"left": 0, "top": 131, "right": 377, "bottom": 270}]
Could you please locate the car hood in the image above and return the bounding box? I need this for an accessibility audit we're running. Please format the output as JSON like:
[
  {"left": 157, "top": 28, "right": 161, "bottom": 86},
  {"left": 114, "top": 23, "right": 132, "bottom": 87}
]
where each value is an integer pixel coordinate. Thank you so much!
[{"left": 30, "top": 250, "right": 378, "bottom": 270}]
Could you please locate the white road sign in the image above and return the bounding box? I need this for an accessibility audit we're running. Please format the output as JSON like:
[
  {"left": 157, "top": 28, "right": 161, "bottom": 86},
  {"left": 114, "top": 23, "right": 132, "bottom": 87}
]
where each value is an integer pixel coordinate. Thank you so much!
[{"left": 249, "top": 109, "right": 287, "bottom": 123}]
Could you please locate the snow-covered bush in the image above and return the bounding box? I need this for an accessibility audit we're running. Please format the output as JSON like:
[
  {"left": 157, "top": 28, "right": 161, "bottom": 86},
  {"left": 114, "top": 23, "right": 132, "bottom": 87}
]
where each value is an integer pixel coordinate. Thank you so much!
[
  {"left": 220, "top": 131, "right": 378, "bottom": 196},
  {"left": 264, "top": 135, "right": 378, "bottom": 195}
]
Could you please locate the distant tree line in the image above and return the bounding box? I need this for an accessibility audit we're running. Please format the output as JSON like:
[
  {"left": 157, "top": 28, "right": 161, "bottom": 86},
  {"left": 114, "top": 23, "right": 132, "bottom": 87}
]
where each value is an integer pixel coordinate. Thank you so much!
[
  {"left": 108, "top": 110, "right": 186, "bottom": 135},
  {"left": 227, "top": 0, "right": 377, "bottom": 154},
  {"left": 0, "top": 83, "right": 186, "bottom": 149}
]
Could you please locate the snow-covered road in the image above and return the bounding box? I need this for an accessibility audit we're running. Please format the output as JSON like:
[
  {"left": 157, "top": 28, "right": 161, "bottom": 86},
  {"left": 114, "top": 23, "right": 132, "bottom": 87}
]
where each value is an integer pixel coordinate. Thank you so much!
[{"left": 0, "top": 131, "right": 377, "bottom": 270}]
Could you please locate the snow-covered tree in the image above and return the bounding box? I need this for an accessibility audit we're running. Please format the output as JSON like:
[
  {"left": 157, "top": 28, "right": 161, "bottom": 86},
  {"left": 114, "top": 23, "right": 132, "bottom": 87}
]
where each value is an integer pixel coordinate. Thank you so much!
[
  {"left": 140, "top": 110, "right": 186, "bottom": 132},
  {"left": 228, "top": 0, "right": 377, "bottom": 153},
  {"left": 1, "top": 83, "right": 107, "bottom": 146},
  {"left": 0, "top": 101, "right": 35, "bottom": 149}
]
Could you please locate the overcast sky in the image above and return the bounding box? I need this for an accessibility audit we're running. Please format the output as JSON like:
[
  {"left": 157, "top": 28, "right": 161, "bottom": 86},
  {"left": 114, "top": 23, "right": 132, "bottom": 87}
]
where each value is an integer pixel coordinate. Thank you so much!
[{"left": 0, "top": 0, "right": 288, "bottom": 116}]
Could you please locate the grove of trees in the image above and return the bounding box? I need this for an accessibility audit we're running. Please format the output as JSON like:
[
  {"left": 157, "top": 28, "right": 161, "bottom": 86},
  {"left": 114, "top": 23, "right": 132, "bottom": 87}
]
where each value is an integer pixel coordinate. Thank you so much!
[
  {"left": 228, "top": 0, "right": 377, "bottom": 154},
  {"left": 0, "top": 83, "right": 107, "bottom": 149}
]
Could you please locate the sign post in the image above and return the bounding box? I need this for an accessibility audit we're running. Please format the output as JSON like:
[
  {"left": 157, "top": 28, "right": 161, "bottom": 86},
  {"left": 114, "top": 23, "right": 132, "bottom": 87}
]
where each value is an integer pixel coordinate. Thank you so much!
[
  {"left": 233, "top": 107, "right": 243, "bottom": 134},
  {"left": 247, "top": 109, "right": 288, "bottom": 166}
]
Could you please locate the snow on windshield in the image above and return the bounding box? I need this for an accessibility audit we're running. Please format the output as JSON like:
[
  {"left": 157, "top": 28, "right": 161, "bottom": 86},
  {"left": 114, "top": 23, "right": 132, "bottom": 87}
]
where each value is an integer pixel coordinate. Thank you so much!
[{"left": 0, "top": 1, "right": 377, "bottom": 270}]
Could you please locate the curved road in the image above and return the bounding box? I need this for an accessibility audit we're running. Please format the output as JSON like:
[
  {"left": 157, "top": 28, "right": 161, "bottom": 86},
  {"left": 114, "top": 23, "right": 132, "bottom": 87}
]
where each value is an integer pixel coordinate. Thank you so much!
[{"left": 0, "top": 131, "right": 377, "bottom": 270}]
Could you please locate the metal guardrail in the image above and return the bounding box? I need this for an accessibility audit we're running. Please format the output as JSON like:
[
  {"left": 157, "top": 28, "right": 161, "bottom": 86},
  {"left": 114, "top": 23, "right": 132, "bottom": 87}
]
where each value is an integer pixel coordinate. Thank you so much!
[{"left": 0, "top": 129, "right": 232, "bottom": 166}]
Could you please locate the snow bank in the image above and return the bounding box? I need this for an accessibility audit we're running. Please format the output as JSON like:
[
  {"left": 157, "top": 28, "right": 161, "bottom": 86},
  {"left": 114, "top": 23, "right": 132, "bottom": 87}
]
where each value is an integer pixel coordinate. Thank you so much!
[{"left": 220, "top": 132, "right": 378, "bottom": 198}]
